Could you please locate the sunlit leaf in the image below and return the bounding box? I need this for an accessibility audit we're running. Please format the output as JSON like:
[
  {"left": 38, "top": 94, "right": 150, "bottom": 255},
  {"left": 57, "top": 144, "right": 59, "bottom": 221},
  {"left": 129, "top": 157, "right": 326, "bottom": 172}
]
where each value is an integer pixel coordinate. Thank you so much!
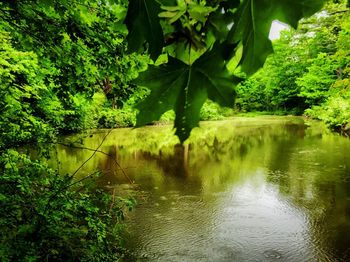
[{"left": 187, "top": 3, "right": 217, "bottom": 23}]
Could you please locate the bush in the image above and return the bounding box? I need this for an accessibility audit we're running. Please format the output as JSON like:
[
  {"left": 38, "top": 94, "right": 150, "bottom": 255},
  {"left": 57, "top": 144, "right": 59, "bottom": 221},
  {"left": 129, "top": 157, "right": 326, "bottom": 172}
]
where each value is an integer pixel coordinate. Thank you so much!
[
  {"left": 305, "top": 82, "right": 350, "bottom": 132},
  {"left": 98, "top": 108, "right": 136, "bottom": 128},
  {"left": 59, "top": 93, "right": 106, "bottom": 133},
  {"left": 0, "top": 150, "right": 135, "bottom": 261},
  {"left": 200, "top": 100, "right": 234, "bottom": 121}
]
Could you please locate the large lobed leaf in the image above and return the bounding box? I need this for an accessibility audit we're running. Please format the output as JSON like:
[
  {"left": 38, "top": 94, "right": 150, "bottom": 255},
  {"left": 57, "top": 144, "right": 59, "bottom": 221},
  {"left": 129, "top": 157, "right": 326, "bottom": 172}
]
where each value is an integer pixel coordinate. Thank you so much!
[
  {"left": 125, "top": 0, "right": 164, "bottom": 60},
  {"left": 134, "top": 43, "right": 239, "bottom": 142},
  {"left": 127, "top": 0, "right": 326, "bottom": 142},
  {"left": 229, "top": 0, "right": 325, "bottom": 75}
]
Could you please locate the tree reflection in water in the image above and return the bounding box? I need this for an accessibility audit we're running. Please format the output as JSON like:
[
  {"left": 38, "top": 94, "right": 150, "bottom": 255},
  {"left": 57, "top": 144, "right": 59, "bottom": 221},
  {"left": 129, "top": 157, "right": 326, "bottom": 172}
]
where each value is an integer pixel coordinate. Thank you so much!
[{"left": 55, "top": 117, "right": 350, "bottom": 261}]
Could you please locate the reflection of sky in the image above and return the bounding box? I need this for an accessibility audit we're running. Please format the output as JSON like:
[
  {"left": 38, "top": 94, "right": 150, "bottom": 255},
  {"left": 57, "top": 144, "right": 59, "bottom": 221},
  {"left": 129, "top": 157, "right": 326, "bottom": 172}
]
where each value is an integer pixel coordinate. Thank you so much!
[
  {"left": 126, "top": 168, "right": 314, "bottom": 261},
  {"left": 212, "top": 171, "right": 312, "bottom": 261}
]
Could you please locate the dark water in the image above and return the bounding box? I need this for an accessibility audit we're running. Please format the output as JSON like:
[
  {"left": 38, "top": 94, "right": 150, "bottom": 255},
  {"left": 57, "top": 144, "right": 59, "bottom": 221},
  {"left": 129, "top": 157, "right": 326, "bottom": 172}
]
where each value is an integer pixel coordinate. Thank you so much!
[{"left": 56, "top": 116, "right": 350, "bottom": 261}]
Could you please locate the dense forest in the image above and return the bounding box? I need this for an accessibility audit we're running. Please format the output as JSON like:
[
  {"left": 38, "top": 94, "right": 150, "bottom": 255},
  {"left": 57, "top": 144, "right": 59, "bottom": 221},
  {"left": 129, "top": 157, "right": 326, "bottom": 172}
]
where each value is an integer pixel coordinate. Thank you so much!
[
  {"left": 236, "top": 1, "right": 350, "bottom": 135},
  {"left": 0, "top": 0, "right": 349, "bottom": 260}
]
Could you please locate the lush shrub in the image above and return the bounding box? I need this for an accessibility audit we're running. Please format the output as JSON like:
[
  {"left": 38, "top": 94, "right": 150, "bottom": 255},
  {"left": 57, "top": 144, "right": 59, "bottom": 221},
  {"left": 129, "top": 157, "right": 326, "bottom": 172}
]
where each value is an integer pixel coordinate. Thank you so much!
[
  {"left": 305, "top": 86, "right": 350, "bottom": 131},
  {"left": 98, "top": 108, "right": 136, "bottom": 128},
  {"left": 297, "top": 53, "right": 338, "bottom": 106},
  {"left": 200, "top": 100, "right": 234, "bottom": 121},
  {"left": 61, "top": 93, "right": 106, "bottom": 133},
  {"left": 0, "top": 150, "right": 135, "bottom": 261},
  {"left": 235, "top": 76, "right": 270, "bottom": 112},
  {"left": 0, "top": 28, "right": 106, "bottom": 144},
  {"left": 0, "top": 30, "right": 56, "bottom": 149},
  {"left": 0, "top": 33, "right": 135, "bottom": 260}
]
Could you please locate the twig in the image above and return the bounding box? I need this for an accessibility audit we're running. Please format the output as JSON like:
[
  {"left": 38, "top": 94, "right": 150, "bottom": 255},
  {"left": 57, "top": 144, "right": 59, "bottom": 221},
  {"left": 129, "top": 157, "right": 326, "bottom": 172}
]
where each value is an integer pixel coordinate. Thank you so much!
[
  {"left": 57, "top": 142, "right": 134, "bottom": 184},
  {"left": 44, "top": 129, "right": 112, "bottom": 213},
  {"left": 66, "top": 170, "right": 101, "bottom": 189},
  {"left": 109, "top": 188, "right": 116, "bottom": 212},
  {"left": 70, "top": 129, "right": 112, "bottom": 178},
  {"left": 328, "top": 10, "right": 349, "bottom": 15}
]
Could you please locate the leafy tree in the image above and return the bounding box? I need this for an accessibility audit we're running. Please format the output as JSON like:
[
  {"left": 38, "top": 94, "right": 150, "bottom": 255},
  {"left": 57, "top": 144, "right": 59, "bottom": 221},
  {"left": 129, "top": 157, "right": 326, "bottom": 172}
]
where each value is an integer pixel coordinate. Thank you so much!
[
  {"left": 0, "top": 2, "right": 140, "bottom": 260},
  {"left": 235, "top": 29, "right": 312, "bottom": 114},
  {"left": 295, "top": 1, "right": 349, "bottom": 106},
  {"left": 0, "top": 29, "right": 55, "bottom": 149},
  {"left": 235, "top": 73, "right": 271, "bottom": 112},
  {"left": 297, "top": 53, "right": 338, "bottom": 106},
  {"left": 264, "top": 31, "right": 311, "bottom": 113},
  {"left": 305, "top": 5, "right": 350, "bottom": 132},
  {"left": 0, "top": 0, "right": 147, "bottom": 131},
  {"left": 235, "top": 1, "right": 350, "bottom": 116}
]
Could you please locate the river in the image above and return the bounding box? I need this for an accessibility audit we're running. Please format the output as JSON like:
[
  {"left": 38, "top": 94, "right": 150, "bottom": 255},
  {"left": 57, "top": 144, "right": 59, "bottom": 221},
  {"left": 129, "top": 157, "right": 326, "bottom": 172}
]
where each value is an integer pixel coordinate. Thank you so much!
[{"left": 55, "top": 116, "right": 350, "bottom": 261}]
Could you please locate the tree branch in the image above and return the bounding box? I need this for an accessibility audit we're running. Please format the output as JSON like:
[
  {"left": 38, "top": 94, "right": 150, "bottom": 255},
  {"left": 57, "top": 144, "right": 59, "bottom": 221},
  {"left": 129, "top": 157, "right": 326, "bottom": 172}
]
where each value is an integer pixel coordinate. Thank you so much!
[
  {"left": 57, "top": 142, "right": 134, "bottom": 184},
  {"left": 69, "top": 129, "right": 112, "bottom": 178}
]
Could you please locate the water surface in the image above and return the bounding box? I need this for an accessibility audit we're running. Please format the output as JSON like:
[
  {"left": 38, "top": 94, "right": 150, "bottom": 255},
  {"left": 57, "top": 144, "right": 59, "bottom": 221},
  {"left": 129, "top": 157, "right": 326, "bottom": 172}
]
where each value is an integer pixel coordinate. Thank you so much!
[{"left": 56, "top": 116, "right": 350, "bottom": 261}]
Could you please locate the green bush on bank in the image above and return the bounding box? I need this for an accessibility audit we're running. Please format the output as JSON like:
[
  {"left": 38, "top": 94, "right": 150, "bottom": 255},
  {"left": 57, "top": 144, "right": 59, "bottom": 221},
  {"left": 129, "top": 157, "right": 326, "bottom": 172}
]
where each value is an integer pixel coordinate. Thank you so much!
[
  {"left": 305, "top": 85, "right": 350, "bottom": 133},
  {"left": 0, "top": 150, "right": 135, "bottom": 261},
  {"left": 98, "top": 108, "right": 136, "bottom": 128},
  {"left": 200, "top": 100, "right": 234, "bottom": 121}
]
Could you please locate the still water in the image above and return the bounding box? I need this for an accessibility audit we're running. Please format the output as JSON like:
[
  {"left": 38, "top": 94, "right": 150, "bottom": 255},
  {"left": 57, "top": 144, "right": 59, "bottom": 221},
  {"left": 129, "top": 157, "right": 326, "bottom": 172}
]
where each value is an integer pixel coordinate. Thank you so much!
[{"left": 56, "top": 116, "right": 350, "bottom": 261}]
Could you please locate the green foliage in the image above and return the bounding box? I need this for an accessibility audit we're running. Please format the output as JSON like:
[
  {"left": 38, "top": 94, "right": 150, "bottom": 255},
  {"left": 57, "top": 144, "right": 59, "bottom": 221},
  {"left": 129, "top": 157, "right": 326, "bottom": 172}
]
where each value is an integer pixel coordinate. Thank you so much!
[
  {"left": 228, "top": 0, "right": 324, "bottom": 75},
  {"left": 235, "top": 73, "right": 272, "bottom": 112},
  {"left": 98, "top": 108, "right": 136, "bottom": 128},
  {"left": 0, "top": 30, "right": 55, "bottom": 149},
  {"left": 200, "top": 100, "right": 234, "bottom": 121},
  {"left": 134, "top": 43, "right": 239, "bottom": 142},
  {"left": 0, "top": 3, "right": 141, "bottom": 260},
  {"left": 60, "top": 93, "right": 105, "bottom": 133},
  {"left": 0, "top": 0, "right": 348, "bottom": 260},
  {"left": 0, "top": 150, "right": 135, "bottom": 261},
  {"left": 0, "top": 0, "right": 146, "bottom": 133},
  {"left": 305, "top": 7, "right": 350, "bottom": 131},
  {"left": 297, "top": 53, "right": 338, "bottom": 106},
  {"left": 124, "top": 0, "right": 325, "bottom": 141},
  {"left": 125, "top": 0, "right": 164, "bottom": 60},
  {"left": 0, "top": 46, "right": 104, "bottom": 137},
  {"left": 236, "top": 2, "right": 350, "bottom": 120},
  {"left": 305, "top": 89, "right": 350, "bottom": 130}
]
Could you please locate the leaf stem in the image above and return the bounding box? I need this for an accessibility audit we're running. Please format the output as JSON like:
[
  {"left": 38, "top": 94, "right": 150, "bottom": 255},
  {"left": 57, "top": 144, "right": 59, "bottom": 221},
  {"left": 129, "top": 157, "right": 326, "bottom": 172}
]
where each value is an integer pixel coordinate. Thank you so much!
[{"left": 188, "top": 41, "right": 192, "bottom": 65}]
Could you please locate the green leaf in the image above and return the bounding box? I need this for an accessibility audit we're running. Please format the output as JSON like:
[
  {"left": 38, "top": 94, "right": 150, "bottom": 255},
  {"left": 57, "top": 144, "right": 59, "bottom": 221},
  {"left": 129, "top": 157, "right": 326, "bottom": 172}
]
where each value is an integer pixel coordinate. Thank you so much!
[
  {"left": 159, "top": 0, "right": 187, "bottom": 24},
  {"left": 159, "top": 10, "right": 186, "bottom": 24},
  {"left": 125, "top": 0, "right": 164, "bottom": 60},
  {"left": 134, "top": 43, "right": 239, "bottom": 142},
  {"left": 207, "top": 9, "right": 235, "bottom": 42},
  {"left": 228, "top": 0, "right": 325, "bottom": 75},
  {"left": 187, "top": 3, "right": 217, "bottom": 23}
]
